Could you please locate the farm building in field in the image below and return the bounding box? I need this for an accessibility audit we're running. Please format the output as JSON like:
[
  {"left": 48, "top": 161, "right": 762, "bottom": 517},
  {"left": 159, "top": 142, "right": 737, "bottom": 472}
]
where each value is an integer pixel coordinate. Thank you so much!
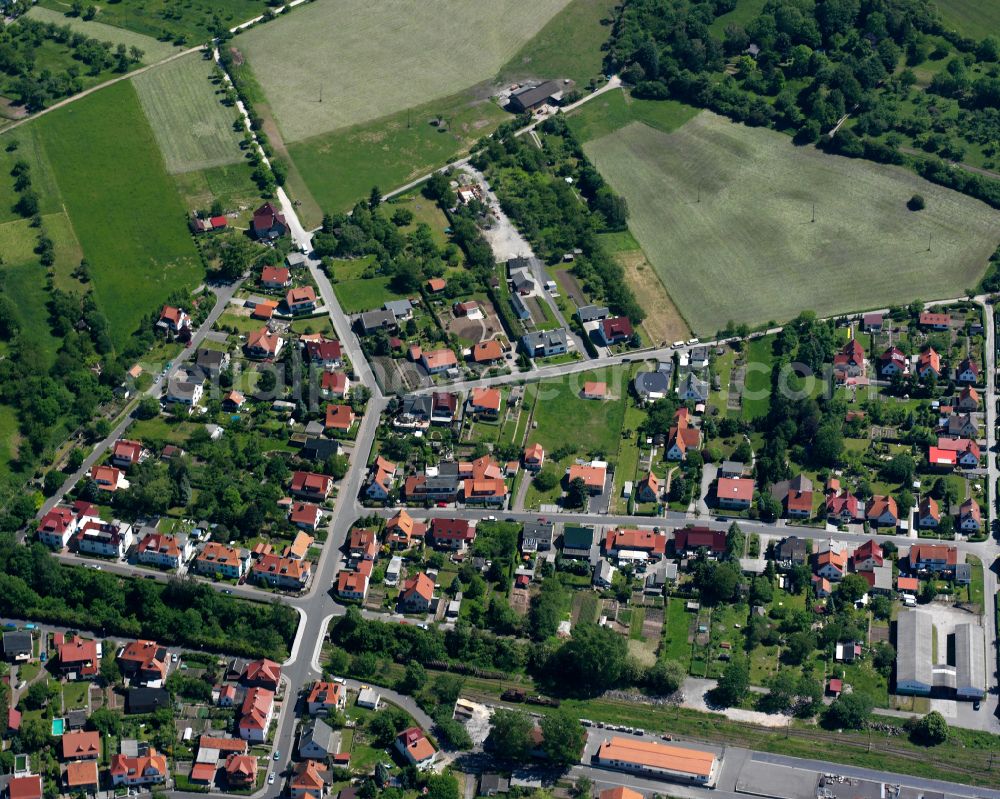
[{"left": 507, "top": 80, "right": 564, "bottom": 112}]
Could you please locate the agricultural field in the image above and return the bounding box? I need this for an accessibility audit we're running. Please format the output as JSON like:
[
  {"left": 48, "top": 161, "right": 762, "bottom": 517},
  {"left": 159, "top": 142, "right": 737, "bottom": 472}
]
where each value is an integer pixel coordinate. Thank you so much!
[
  {"left": 25, "top": 6, "right": 181, "bottom": 64},
  {"left": 498, "top": 0, "right": 617, "bottom": 86},
  {"left": 583, "top": 112, "right": 1000, "bottom": 336},
  {"left": 37, "top": 0, "right": 268, "bottom": 44},
  {"left": 933, "top": 0, "right": 1000, "bottom": 38},
  {"left": 28, "top": 80, "right": 203, "bottom": 347},
  {"left": 237, "top": 0, "right": 574, "bottom": 144},
  {"left": 566, "top": 88, "right": 698, "bottom": 143},
  {"left": 286, "top": 92, "right": 506, "bottom": 219},
  {"left": 132, "top": 53, "right": 245, "bottom": 174}
]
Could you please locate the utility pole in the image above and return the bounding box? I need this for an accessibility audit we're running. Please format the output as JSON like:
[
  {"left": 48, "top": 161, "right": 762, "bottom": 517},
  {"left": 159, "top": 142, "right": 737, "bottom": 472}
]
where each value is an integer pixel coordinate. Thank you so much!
[
  {"left": 927, "top": 233, "right": 932, "bottom": 252},
  {"left": 319, "top": 84, "right": 323, "bottom": 103},
  {"left": 811, "top": 202, "right": 816, "bottom": 223}
]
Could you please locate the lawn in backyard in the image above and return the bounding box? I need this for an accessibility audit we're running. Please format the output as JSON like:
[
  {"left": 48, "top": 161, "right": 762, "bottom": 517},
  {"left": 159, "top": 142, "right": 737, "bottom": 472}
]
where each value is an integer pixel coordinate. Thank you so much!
[
  {"left": 25, "top": 6, "right": 181, "bottom": 64},
  {"left": 707, "top": 0, "right": 768, "bottom": 35},
  {"left": 172, "top": 162, "right": 262, "bottom": 215},
  {"left": 741, "top": 335, "right": 777, "bottom": 420},
  {"left": 237, "top": 0, "right": 574, "bottom": 143},
  {"left": 332, "top": 276, "right": 410, "bottom": 314},
  {"left": 663, "top": 597, "right": 693, "bottom": 670},
  {"left": 37, "top": 0, "right": 268, "bottom": 44},
  {"left": 933, "top": 0, "right": 1000, "bottom": 38},
  {"left": 498, "top": 0, "right": 617, "bottom": 86},
  {"left": 31, "top": 80, "right": 203, "bottom": 348},
  {"left": 132, "top": 52, "right": 245, "bottom": 174},
  {"left": 582, "top": 112, "right": 1000, "bottom": 336},
  {"left": 62, "top": 681, "right": 90, "bottom": 710}
]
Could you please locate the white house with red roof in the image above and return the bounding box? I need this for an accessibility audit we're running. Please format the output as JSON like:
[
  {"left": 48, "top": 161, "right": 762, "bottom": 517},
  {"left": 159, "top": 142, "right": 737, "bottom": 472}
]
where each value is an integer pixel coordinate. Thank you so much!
[
  {"left": 290, "top": 471, "right": 333, "bottom": 501},
  {"left": 58, "top": 636, "right": 99, "bottom": 680},
  {"left": 289, "top": 502, "right": 322, "bottom": 532},
  {"left": 398, "top": 573, "right": 435, "bottom": 613},
  {"left": 832, "top": 339, "right": 866, "bottom": 383},
  {"left": 959, "top": 498, "right": 982, "bottom": 532},
  {"left": 156, "top": 305, "right": 189, "bottom": 335},
  {"left": 110, "top": 439, "right": 144, "bottom": 469},
  {"left": 365, "top": 457, "right": 397, "bottom": 501},
  {"left": 320, "top": 371, "right": 349, "bottom": 399},
  {"left": 76, "top": 519, "right": 133, "bottom": 558},
  {"left": 252, "top": 553, "right": 311, "bottom": 590},
  {"left": 421, "top": 348, "right": 458, "bottom": 375},
  {"left": 395, "top": 727, "right": 437, "bottom": 769},
  {"left": 90, "top": 464, "right": 129, "bottom": 492},
  {"left": 193, "top": 542, "right": 249, "bottom": 579},
  {"left": 137, "top": 532, "right": 192, "bottom": 570},
  {"left": 261, "top": 266, "right": 291, "bottom": 289},
  {"left": 37, "top": 506, "right": 80, "bottom": 549},
  {"left": 428, "top": 518, "right": 476, "bottom": 551},
  {"left": 245, "top": 328, "right": 283, "bottom": 360},
  {"left": 877, "top": 346, "right": 908, "bottom": 378},
  {"left": 109, "top": 750, "right": 167, "bottom": 787},
  {"left": 336, "top": 560, "right": 372, "bottom": 601},
  {"left": 304, "top": 337, "right": 343, "bottom": 369},
  {"left": 306, "top": 681, "right": 346, "bottom": 715},
  {"left": 597, "top": 316, "right": 634, "bottom": 346},
  {"left": 851, "top": 539, "right": 883, "bottom": 572},
  {"left": 237, "top": 687, "right": 274, "bottom": 742},
  {"left": 715, "top": 477, "right": 753, "bottom": 509},
  {"left": 242, "top": 658, "right": 281, "bottom": 689},
  {"left": 286, "top": 286, "right": 317, "bottom": 314},
  {"left": 956, "top": 357, "right": 980, "bottom": 384},
  {"left": 603, "top": 527, "right": 668, "bottom": 559}
]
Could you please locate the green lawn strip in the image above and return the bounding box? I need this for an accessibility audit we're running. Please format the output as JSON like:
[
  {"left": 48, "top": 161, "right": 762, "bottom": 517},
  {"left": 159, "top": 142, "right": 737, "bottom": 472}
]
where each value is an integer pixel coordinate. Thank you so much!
[
  {"left": 62, "top": 681, "right": 90, "bottom": 710},
  {"left": 37, "top": 0, "right": 267, "bottom": 44},
  {"left": 498, "top": 0, "right": 617, "bottom": 86},
  {"left": 0, "top": 125, "right": 63, "bottom": 224},
  {"left": 25, "top": 6, "right": 180, "bottom": 64},
  {"left": 0, "top": 261, "right": 64, "bottom": 367},
  {"left": 707, "top": 0, "right": 769, "bottom": 35},
  {"left": 132, "top": 52, "right": 245, "bottom": 174},
  {"left": 33, "top": 80, "right": 203, "bottom": 349},
  {"left": 172, "top": 162, "right": 262, "bottom": 217},
  {"left": 741, "top": 336, "right": 776, "bottom": 420},
  {"left": 663, "top": 597, "right": 693, "bottom": 669},
  {"left": 966, "top": 554, "right": 985, "bottom": 608},
  {"left": 582, "top": 111, "right": 1000, "bottom": 336}
]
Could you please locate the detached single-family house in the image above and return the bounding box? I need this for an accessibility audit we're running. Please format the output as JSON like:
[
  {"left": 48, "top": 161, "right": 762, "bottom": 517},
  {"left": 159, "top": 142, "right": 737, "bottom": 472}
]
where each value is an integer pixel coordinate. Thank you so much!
[
  {"left": 814, "top": 548, "right": 847, "bottom": 581},
  {"left": 157, "top": 305, "right": 189, "bottom": 336},
  {"left": 677, "top": 372, "right": 709, "bottom": 403},
  {"left": 471, "top": 340, "right": 505, "bottom": 365},
  {"left": 878, "top": 347, "right": 908, "bottom": 378},
  {"left": 252, "top": 202, "right": 288, "bottom": 240},
  {"left": 109, "top": 751, "right": 168, "bottom": 787},
  {"left": 916, "top": 348, "right": 941, "bottom": 379},
  {"left": 286, "top": 286, "right": 317, "bottom": 314},
  {"left": 304, "top": 338, "right": 343, "bottom": 369},
  {"left": 291, "top": 471, "right": 333, "bottom": 501},
  {"left": 137, "top": 532, "right": 192, "bottom": 570},
  {"left": 957, "top": 386, "right": 980, "bottom": 411},
  {"left": 636, "top": 471, "right": 661, "bottom": 504},
  {"left": 245, "top": 328, "right": 283, "bottom": 360},
  {"left": 597, "top": 317, "right": 634, "bottom": 346},
  {"left": 521, "top": 329, "right": 568, "bottom": 358},
  {"left": 866, "top": 495, "right": 898, "bottom": 528},
  {"left": 918, "top": 311, "right": 950, "bottom": 330},
  {"left": 666, "top": 408, "right": 701, "bottom": 461},
  {"left": 193, "top": 542, "right": 249, "bottom": 580},
  {"left": 716, "top": 477, "right": 753, "bottom": 510},
  {"left": 917, "top": 496, "right": 941, "bottom": 529},
  {"left": 307, "top": 681, "right": 346, "bottom": 715},
  {"left": 358, "top": 309, "right": 397, "bottom": 334},
  {"left": 398, "top": 572, "right": 435, "bottom": 614},
  {"left": 395, "top": 727, "right": 437, "bottom": 769},
  {"left": 956, "top": 358, "right": 980, "bottom": 384},
  {"left": 421, "top": 348, "right": 458, "bottom": 375},
  {"left": 428, "top": 518, "right": 475, "bottom": 551},
  {"left": 365, "top": 457, "right": 397, "bottom": 501},
  {"left": 468, "top": 387, "right": 502, "bottom": 418},
  {"left": 523, "top": 443, "right": 545, "bottom": 471},
  {"left": 261, "top": 266, "right": 291, "bottom": 289},
  {"left": 111, "top": 439, "right": 143, "bottom": 470},
  {"left": 959, "top": 498, "right": 982, "bottom": 532}
]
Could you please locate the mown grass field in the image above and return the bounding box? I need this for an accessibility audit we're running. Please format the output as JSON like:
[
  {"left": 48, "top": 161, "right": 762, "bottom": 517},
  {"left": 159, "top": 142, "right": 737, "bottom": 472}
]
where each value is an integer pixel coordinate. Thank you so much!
[
  {"left": 25, "top": 6, "right": 180, "bottom": 64},
  {"left": 584, "top": 113, "right": 1000, "bottom": 335},
  {"left": 133, "top": 53, "right": 245, "bottom": 174},
  {"left": 238, "top": 0, "right": 574, "bottom": 143},
  {"left": 566, "top": 87, "right": 699, "bottom": 142},
  {"left": 0, "top": 405, "right": 20, "bottom": 482},
  {"left": 31, "top": 80, "right": 203, "bottom": 347},
  {"left": 37, "top": 0, "right": 267, "bottom": 44},
  {"left": 287, "top": 92, "right": 506, "bottom": 217},
  {"left": 0, "top": 127, "right": 63, "bottom": 224},
  {"left": 933, "top": 0, "right": 1000, "bottom": 38},
  {"left": 498, "top": 0, "right": 616, "bottom": 86}
]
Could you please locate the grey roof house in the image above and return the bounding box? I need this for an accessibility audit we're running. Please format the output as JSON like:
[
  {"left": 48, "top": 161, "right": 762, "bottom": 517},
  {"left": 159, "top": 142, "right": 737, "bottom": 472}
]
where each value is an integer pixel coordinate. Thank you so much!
[
  {"left": 299, "top": 717, "right": 338, "bottom": 760},
  {"left": 521, "top": 521, "right": 554, "bottom": 553}
]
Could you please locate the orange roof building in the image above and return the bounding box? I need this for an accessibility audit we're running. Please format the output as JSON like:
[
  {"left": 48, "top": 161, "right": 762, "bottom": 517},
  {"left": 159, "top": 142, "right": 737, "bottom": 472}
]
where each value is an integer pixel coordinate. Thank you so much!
[{"left": 593, "top": 737, "right": 718, "bottom": 785}]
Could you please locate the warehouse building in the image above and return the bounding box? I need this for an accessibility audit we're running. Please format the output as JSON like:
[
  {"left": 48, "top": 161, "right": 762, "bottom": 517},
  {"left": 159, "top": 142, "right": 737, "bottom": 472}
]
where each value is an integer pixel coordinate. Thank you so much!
[{"left": 592, "top": 736, "right": 719, "bottom": 786}]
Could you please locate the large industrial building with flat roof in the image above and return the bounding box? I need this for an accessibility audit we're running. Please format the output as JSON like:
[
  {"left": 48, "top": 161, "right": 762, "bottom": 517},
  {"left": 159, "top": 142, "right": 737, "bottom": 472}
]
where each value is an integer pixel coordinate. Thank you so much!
[
  {"left": 592, "top": 736, "right": 720, "bottom": 786},
  {"left": 895, "top": 609, "right": 985, "bottom": 701}
]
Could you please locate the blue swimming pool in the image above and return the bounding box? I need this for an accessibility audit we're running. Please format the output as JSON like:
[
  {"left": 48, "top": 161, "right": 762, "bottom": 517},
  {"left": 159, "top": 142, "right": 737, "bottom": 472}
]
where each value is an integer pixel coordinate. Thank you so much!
[{"left": 51, "top": 718, "right": 65, "bottom": 736}]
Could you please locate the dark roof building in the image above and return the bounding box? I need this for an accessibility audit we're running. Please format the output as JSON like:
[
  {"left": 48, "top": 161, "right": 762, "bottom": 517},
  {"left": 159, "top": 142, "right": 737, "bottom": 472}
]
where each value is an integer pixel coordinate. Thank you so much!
[
  {"left": 125, "top": 686, "right": 171, "bottom": 715},
  {"left": 507, "top": 80, "right": 564, "bottom": 112}
]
